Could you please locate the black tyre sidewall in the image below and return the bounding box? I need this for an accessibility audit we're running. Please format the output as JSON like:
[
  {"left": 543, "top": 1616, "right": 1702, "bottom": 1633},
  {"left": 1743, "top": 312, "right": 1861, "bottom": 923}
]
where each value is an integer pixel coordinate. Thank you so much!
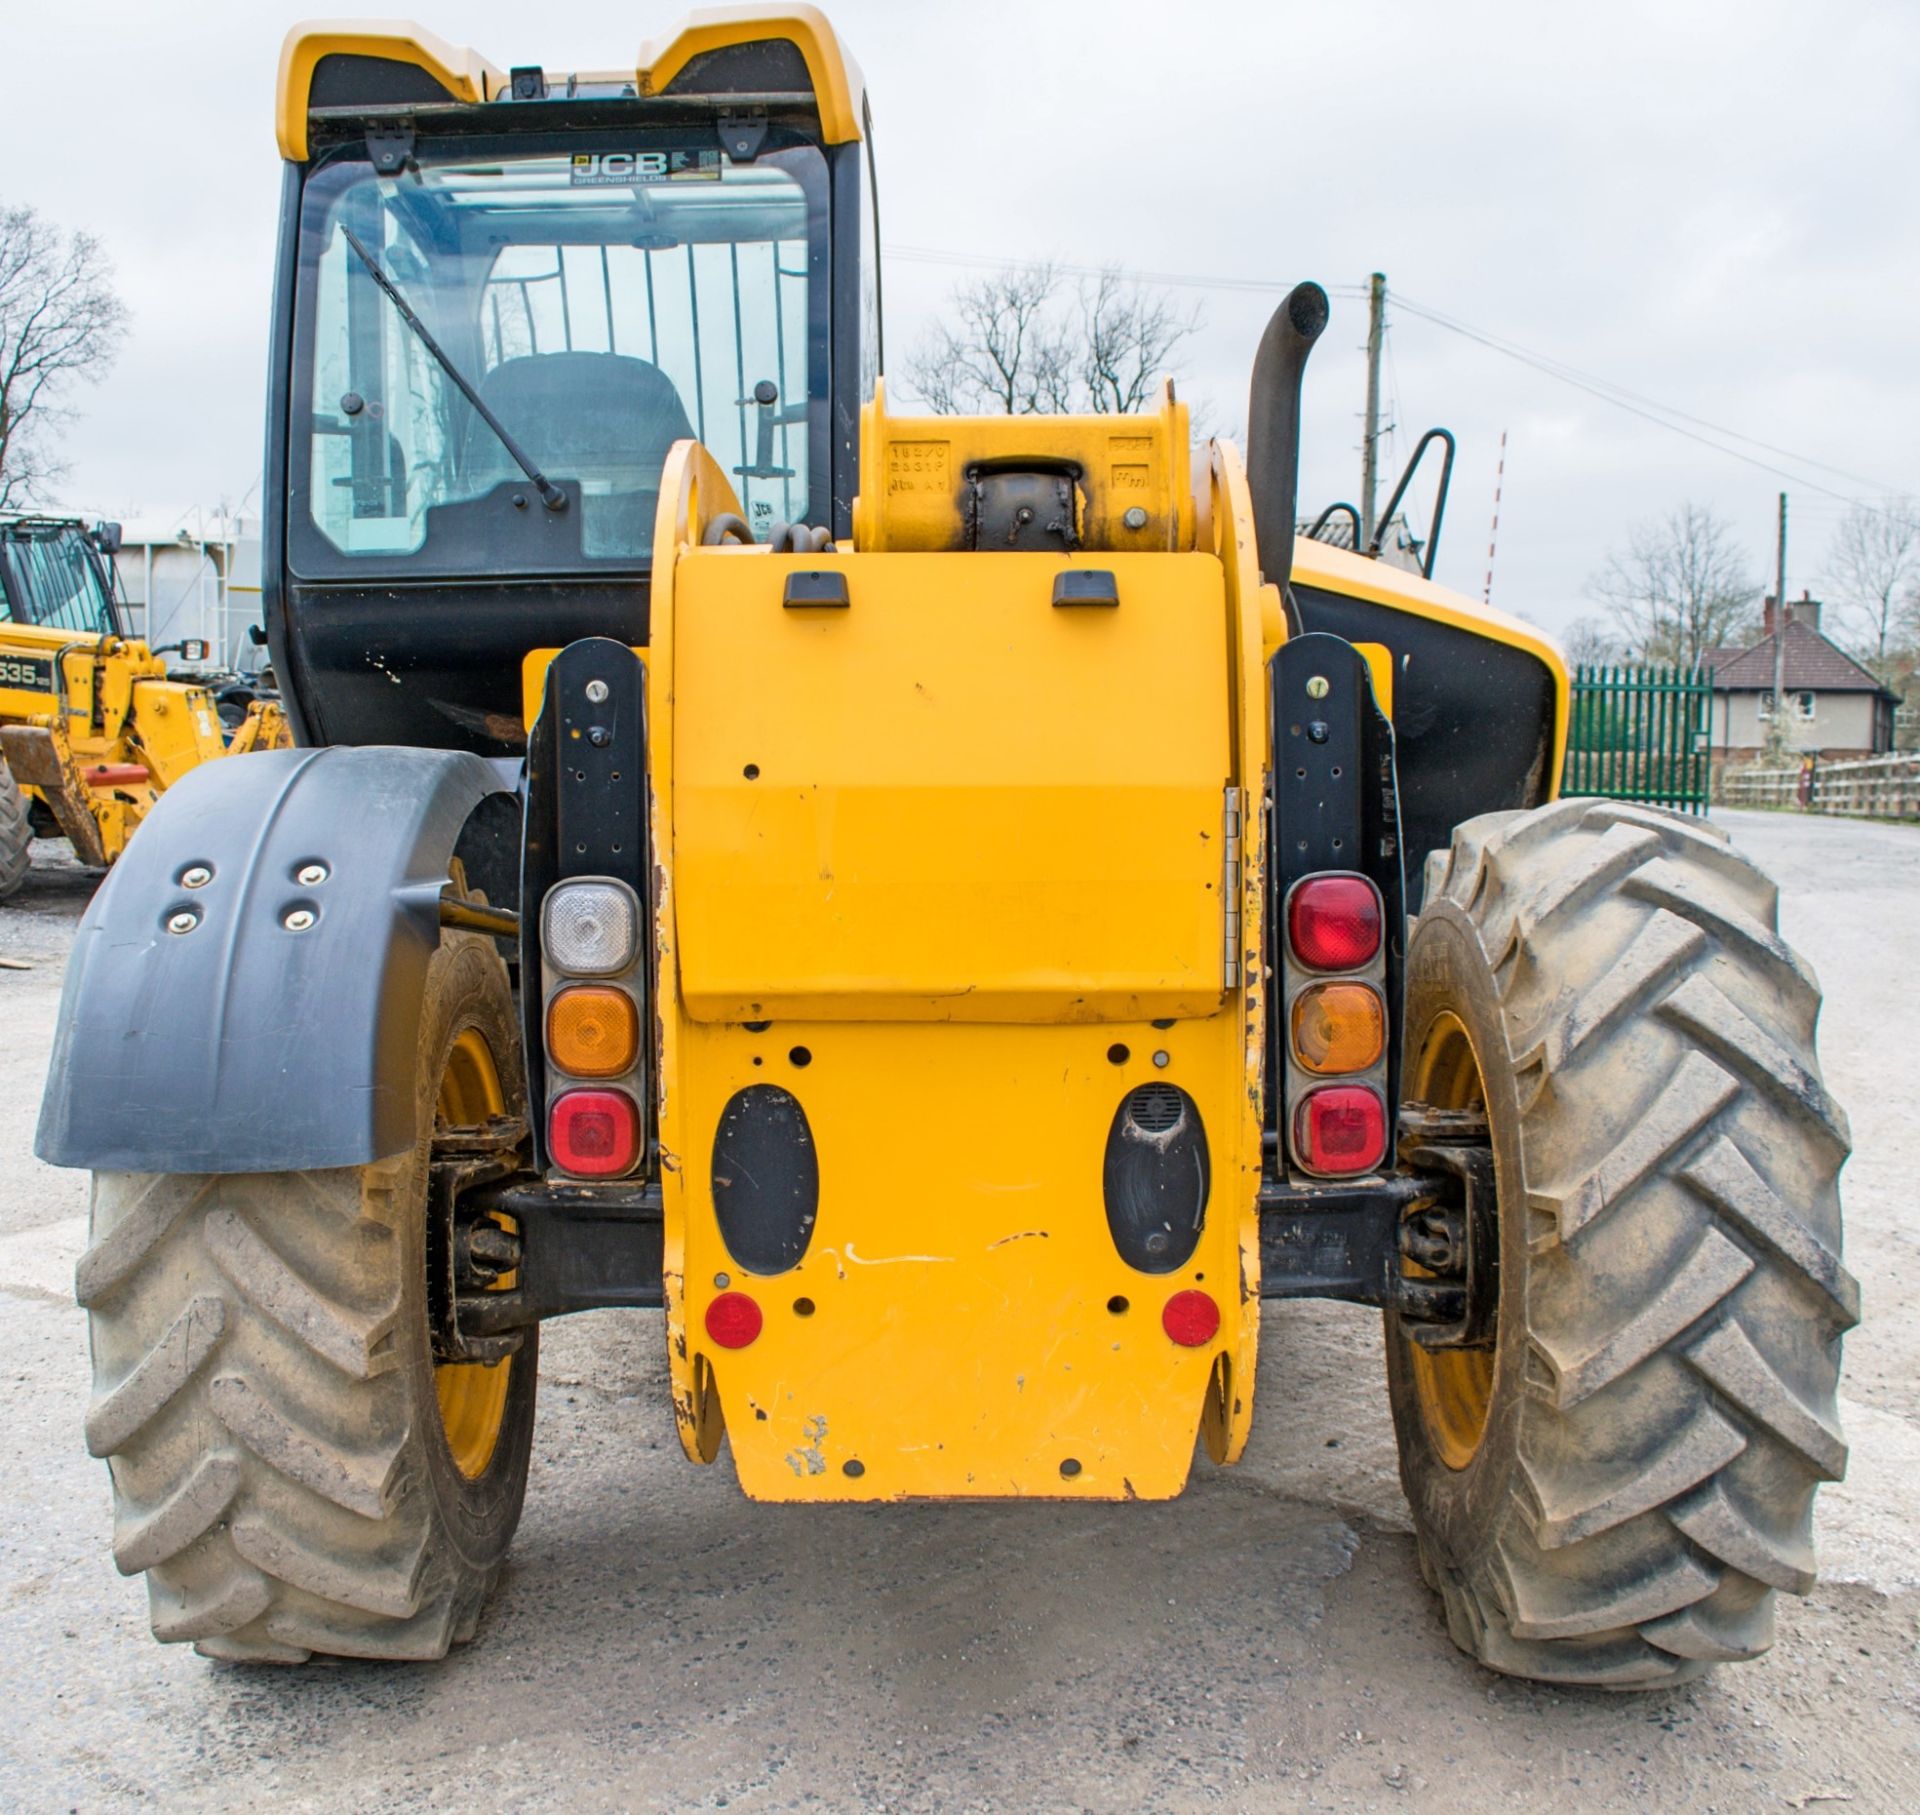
[{"left": 1385, "top": 903, "right": 1530, "bottom": 1569}]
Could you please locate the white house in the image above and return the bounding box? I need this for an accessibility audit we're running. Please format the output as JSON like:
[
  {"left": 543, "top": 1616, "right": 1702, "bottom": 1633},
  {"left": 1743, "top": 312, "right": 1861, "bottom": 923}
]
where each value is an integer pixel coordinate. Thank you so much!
[{"left": 1704, "top": 595, "right": 1896, "bottom": 762}]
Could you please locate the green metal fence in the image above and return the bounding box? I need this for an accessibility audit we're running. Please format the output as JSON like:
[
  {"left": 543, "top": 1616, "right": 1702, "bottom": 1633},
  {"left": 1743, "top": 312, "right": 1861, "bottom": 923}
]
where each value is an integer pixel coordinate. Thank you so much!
[{"left": 1560, "top": 663, "right": 1711, "bottom": 815}]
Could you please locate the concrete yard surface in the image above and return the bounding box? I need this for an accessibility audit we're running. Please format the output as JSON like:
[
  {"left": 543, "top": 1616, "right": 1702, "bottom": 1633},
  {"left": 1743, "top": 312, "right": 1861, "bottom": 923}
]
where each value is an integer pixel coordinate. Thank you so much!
[{"left": 0, "top": 810, "right": 1915, "bottom": 1811}]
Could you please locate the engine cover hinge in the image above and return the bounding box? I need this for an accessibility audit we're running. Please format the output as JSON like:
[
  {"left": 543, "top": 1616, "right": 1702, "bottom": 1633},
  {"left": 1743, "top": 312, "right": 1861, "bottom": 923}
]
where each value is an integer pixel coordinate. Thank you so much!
[{"left": 1222, "top": 785, "right": 1243, "bottom": 987}]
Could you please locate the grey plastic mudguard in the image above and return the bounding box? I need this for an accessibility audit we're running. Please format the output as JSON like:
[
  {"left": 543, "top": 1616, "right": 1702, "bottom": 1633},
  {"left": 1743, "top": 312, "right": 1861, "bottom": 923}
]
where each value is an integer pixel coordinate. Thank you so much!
[{"left": 36, "top": 745, "right": 515, "bottom": 1174}]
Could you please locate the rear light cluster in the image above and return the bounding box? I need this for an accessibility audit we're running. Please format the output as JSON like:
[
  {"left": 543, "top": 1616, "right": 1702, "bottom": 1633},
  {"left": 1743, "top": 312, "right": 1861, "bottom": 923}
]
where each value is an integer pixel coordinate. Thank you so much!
[
  {"left": 542, "top": 879, "right": 646, "bottom": 1178},
  {"left": 1282, "top": 874, "right": 1389, "bottom": 1177}
]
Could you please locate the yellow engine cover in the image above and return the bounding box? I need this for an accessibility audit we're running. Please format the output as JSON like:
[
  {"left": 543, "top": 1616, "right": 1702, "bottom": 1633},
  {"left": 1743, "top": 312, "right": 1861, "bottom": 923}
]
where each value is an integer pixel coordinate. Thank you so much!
[{"left": 671, "top": 552, "right": 1232, "bottom": 1023}]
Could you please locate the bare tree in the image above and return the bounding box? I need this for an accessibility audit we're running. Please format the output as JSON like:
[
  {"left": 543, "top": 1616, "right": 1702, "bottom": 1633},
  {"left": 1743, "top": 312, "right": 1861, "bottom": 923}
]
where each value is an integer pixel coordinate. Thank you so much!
[
  {"left": 1587, "top": 502, "right": 1756, "bottom": 668},
  {"left": 902, "top": 262, "right": 1071, "bottom": 416},
  {"left": 0, "top": 204, "right": 129, "bottom": 509},
  {"left": 905, "top": 261, "right": 1199, "bottom": 416},
  {"left": 1559, "top": 614, "right": 1629, "bottom": 667},
  {"left": 1076, "top": 268, "right": 1201, "bottom": 415},
  {"left": 1824, "top": 499, "right": 1920, "bottom": 670}
]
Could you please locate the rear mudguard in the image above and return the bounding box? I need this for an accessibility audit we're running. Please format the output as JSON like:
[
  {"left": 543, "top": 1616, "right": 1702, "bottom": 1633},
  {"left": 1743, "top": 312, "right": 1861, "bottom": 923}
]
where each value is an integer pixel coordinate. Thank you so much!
[{"left": 36, "top": 746, "right": 516, "bottom": 1173}]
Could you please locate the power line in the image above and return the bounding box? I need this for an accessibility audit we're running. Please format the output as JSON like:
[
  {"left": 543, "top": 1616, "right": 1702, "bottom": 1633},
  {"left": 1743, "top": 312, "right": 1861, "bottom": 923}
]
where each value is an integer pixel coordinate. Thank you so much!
[
  {"left": 886, "top": 242, "right": 1911, "bottom": 511},
  {"left": 887, "top": 243, "right": 1369, "bottom": 301},
  {"left": 1388, "top": 293, "right": 1908, "bottom": 498}
]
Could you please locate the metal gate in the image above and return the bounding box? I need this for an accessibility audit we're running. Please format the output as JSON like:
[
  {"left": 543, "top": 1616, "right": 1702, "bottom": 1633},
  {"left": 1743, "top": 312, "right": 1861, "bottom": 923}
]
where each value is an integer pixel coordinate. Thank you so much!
[{"left": 1560, "top": 663, "right": 1711, "bottom": 815}]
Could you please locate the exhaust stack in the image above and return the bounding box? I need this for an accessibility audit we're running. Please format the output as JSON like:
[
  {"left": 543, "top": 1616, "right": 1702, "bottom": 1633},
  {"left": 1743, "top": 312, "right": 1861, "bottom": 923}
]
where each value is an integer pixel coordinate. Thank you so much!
[{"left": 1245, "top": 282, "right": 1331, "bottom": 598}]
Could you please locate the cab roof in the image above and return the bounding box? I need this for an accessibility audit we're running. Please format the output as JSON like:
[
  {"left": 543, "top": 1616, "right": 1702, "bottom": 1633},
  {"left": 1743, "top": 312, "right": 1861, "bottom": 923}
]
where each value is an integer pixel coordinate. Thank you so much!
[{"left": 277, "top": 6, "right": 865, "bottom": 161}]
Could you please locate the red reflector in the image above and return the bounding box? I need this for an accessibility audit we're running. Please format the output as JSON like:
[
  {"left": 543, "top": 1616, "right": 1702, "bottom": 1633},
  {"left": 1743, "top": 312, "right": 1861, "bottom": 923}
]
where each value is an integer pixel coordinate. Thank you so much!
[
  {"left": 705, "top": 1291, "right": 763, "bottom": 1349},
  {"left": 548, "top": 1089, "right": 639, "bottom": 1177},
  {"left": 1288, "top": 876, "right": 1382, "bottom": 970},
  {"left": 1161, "top": 1289, "right": 1220, "bottom": 1347},
  {"left": 1294, "top": 1085, "right": 1388, "bottom": 1175}
]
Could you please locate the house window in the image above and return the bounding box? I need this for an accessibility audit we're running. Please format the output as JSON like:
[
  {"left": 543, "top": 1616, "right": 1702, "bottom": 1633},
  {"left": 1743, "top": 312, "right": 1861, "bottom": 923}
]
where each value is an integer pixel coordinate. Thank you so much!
[{"left": 1759, "top": 691, "right": 1816, "bottom": 722}]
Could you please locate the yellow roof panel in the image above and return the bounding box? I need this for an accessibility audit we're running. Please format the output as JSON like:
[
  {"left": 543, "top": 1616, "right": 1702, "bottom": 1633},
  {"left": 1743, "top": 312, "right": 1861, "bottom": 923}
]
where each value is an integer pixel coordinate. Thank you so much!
[{"left": 278, "top": 6, "right": 864, "bottom": 161}]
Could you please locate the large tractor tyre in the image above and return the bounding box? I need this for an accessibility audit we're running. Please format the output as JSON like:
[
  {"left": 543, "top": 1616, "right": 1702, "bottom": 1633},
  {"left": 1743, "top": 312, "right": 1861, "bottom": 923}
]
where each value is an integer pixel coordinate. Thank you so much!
[
  {"left": 77, "top": 932, "right": 538, "bottom": 1662},
  {"left": 0, "top": 755, "right": 30, "bottom": 901},
  {"left": 1387, "top": 797, "right": 1856, "bottom": 1687}
]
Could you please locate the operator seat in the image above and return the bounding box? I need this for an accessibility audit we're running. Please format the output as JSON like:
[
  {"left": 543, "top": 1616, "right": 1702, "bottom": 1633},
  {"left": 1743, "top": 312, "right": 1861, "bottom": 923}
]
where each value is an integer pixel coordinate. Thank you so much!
[{"left": 462, "top": 351, "right": 697, "bottom": 557}]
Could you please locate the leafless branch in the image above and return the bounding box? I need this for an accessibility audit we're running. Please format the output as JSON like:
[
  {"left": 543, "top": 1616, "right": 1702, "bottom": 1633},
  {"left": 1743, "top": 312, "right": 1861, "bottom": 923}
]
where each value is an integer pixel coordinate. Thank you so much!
[
  {"left": 901, "top": 262, "right": 1070, "bottom": 416},
  {"left": 1587, "top": 501, "right": 1757, "bottom": 668},
  {"left": 0, "top": 202, "right": 129, "bottom": 510},
  {"left": 902, "top": 261, "right": 1200, "bottom": 417},
  {"left": 1823, "top": 499, "right": 1920, "bottom": 671},
  {"left": 1076, "top": 267, "right": 1202, "bottom": 415}
]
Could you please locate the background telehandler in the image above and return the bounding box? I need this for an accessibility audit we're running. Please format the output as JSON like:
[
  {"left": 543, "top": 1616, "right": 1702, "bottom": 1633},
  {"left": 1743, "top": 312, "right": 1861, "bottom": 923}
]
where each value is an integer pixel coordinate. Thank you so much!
[
  {"left": 39, "top": 9, "right": 1851, "bottom": 1685},
  {"left": 0, "top": 514, "right": 289, "bottom": 898}
]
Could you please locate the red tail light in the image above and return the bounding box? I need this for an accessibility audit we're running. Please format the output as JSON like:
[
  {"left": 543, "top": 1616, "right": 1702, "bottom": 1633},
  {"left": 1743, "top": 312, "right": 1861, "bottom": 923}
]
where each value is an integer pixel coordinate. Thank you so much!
[
  {"left": 1293, "top": 1085, "right": 1388, "bottom": 1175},
  {"left": 1288, "top": 876, "right": 1382, "bottom": 971},
  {"left": 705, "top": 1291, "right": 764, "bottom": 1349},
  {"left": 548, "top": 1088, "right": 640, "bottom": 1177},
  {"left": 1161, "top": 1289, "right": 1221, "bottom": 1347}
]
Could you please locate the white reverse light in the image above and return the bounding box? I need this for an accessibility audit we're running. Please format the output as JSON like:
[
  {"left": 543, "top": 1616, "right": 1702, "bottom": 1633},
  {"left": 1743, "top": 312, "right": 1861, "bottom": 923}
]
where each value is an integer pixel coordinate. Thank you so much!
[{"left": 542, "top": 879, "right": 638, "bottom": 976}]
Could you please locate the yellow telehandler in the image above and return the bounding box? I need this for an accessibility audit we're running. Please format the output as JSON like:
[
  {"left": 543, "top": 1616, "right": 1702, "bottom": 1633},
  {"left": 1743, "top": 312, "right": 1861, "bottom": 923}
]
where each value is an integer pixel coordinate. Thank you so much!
[
  {"left": 0, "top": 514, "right": 289, "bottom": 897},
  {"left": 39, "top": 9, "right": 1851, "bottom": 1684}
]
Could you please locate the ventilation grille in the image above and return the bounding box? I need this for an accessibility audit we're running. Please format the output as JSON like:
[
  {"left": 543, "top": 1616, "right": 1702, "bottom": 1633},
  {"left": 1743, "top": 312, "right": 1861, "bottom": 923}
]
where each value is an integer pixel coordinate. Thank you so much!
[{"left": 1125, "top": 1083, "right": 1186, "bottom": 1135}]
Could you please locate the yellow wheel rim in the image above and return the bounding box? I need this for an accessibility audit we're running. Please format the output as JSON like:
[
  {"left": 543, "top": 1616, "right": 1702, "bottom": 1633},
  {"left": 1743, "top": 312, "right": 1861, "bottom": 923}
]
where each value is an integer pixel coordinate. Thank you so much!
[
  {"left": 1405, "top": 1011, "right": 1496, "bottom": 1471},
  {"left": 434, "top": 1026, "right": 513, "bottom": 1479}
]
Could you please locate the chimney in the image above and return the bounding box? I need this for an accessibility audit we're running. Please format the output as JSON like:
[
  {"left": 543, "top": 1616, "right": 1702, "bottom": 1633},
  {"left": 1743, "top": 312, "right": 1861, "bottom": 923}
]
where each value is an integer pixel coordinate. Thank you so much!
[
  {"left": 1791, "top": 589, "right": 1822, "bottom": 631},
  {"left": 1763, "top": 594, "right": 1779, "bottom": 637}
]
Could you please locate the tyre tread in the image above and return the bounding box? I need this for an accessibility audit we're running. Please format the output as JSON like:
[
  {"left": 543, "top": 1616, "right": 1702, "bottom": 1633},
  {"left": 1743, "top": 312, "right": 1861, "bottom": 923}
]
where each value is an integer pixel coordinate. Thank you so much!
[
  {"left": 81, "top": 936, "right": 535, "bottom": 1664},
  {"left": 0, "top": 757, "right": 30, "bottom": 901},
  {"left": 1396, "top": 801, "right": 1852, "bottom": 1686}
]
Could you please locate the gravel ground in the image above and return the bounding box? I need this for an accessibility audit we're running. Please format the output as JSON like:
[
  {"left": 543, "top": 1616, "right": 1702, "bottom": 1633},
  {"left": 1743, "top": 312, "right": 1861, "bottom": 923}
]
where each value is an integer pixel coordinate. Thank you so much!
[{"left": 1, "top": 810, "right": 1915, "bottom": 1811}]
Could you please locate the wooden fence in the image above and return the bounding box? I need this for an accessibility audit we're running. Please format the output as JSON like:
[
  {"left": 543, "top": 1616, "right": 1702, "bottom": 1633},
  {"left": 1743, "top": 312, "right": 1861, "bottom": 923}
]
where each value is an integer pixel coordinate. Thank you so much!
[{"left": 1720, "top": 753, "right": 1920, "bottom": 820}]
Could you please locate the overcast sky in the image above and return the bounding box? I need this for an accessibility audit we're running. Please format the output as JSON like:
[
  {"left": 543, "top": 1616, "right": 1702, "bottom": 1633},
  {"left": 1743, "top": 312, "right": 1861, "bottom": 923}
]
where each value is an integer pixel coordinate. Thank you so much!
[{"left": 6, "top": 0, "right": 1916, "bottom": 639}]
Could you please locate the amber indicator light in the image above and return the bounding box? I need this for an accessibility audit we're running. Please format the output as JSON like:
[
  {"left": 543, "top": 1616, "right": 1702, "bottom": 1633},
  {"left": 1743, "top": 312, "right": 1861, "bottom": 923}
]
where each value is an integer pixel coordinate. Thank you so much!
[
  {"left": 547, "top": 985, "right": 639, "bottom": 1078},
  {"left": 1291, "top": 982, "right": 1386, "bottom": 1075}
]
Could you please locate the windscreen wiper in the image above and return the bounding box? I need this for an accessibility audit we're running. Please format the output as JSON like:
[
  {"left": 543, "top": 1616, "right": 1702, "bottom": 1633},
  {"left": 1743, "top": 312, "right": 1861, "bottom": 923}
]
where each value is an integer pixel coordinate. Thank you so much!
[{"left": 338, "top": 225, "right": 567, "bottom": 513}]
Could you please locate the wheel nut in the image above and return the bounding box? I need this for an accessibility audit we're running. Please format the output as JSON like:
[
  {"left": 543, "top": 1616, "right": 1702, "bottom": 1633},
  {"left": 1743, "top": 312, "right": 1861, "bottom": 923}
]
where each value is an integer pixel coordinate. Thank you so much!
[
  {"left": 166, "top": 910, "right": 199, "bottom": 935},
  {"left": 284, "top": 908, "right": 316, "bottom": 932},
  {"left": 296, "top": 862, "right": 328, "bottom": 885},
  {"left": 180, "top": 865, "right": 212, "bottom": 889}
]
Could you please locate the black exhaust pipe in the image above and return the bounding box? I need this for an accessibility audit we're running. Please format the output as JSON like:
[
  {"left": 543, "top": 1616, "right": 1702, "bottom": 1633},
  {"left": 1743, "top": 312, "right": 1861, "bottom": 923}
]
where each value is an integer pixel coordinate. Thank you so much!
[{"left": 1245, "top": 282, "right": 1330, "bottom": 599}]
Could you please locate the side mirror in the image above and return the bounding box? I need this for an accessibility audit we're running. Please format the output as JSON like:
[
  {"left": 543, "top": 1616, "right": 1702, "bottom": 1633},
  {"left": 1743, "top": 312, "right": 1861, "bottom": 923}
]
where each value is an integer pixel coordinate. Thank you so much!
[{"left": 91, "top": 521, "right": 123, "bottom": 555}]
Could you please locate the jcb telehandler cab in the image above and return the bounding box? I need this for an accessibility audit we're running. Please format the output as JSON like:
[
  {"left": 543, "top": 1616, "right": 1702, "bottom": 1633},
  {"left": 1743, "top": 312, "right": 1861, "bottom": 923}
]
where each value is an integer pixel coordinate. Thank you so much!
[
  {"left": 40, "top": 10, "right": 1851, "bottom": 1683},
  {"left": 0, "top": 516, "right": 290, "bottom": 898}
]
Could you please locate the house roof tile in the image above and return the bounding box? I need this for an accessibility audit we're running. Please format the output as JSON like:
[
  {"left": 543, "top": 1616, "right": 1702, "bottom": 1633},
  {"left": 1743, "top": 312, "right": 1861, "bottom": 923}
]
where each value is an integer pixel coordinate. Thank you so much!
[{"left": 1704, "top": 621, "right": 1892, "bottom": 694}]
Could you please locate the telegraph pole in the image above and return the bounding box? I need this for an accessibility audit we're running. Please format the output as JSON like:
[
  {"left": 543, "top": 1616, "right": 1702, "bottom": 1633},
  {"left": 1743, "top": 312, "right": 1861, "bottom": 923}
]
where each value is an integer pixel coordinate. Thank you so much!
[
  {"left": 1768, "top": 491, "right": 1789, "bottom": 760},
  {"left": 1361, "top": 271, "right": 1385, "bottom": 548}
]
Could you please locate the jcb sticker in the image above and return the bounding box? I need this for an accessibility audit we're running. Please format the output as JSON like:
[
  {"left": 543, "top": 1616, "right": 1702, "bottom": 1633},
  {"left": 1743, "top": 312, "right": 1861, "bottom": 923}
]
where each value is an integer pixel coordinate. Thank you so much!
[{"left": 570, "top": 149, "right": 722, "bottom": 187}]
